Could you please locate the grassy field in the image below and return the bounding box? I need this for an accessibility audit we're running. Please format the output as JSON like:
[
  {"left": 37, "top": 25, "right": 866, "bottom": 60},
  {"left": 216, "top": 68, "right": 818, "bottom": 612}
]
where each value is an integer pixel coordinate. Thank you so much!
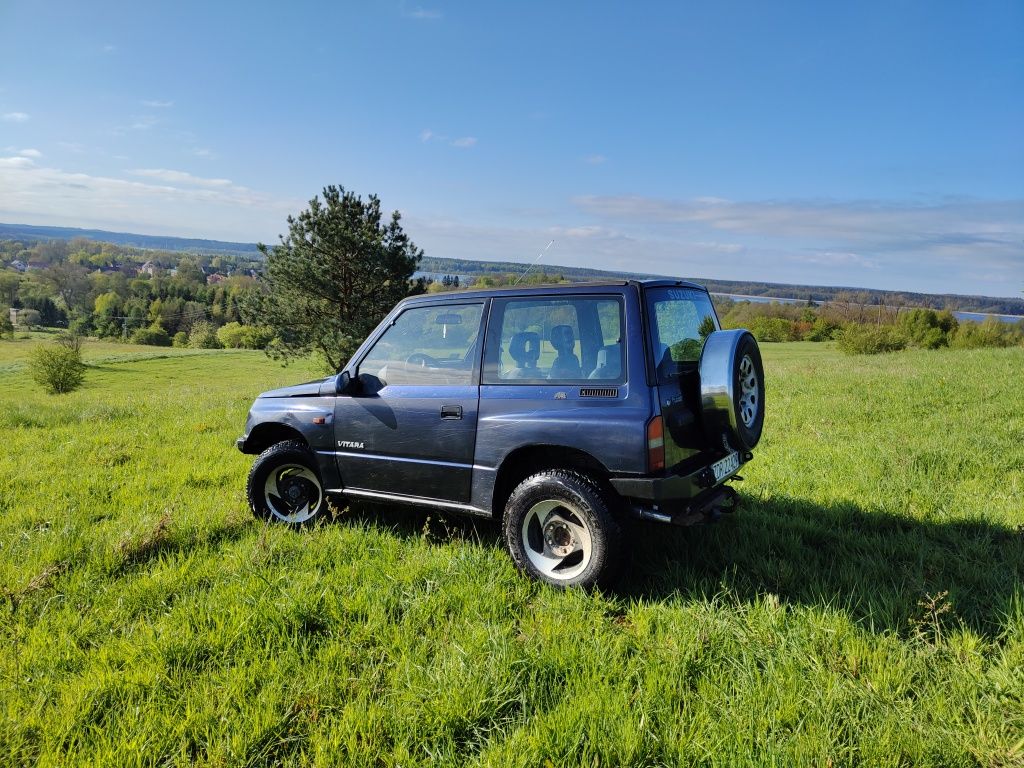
[{"left": 0, "top": 335, "right": 1022, "bottom": 766}]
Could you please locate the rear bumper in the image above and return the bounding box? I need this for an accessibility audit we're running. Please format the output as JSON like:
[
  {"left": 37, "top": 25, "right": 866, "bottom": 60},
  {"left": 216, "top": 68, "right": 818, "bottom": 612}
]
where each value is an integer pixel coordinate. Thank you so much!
[
  {"left": 609, "top": 453, "right": 748, "bottom": 502},
  {"left": 235, "top": 436, "right": 247, "bottom": 453}
]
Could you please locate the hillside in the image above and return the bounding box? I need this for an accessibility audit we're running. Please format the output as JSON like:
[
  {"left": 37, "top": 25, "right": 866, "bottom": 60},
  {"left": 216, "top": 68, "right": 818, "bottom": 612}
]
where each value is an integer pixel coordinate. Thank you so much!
[
  {"left": 1, "top": 337, "right": 1021, "bottom": 764},
  {"left": 2, "top": 222, "right": 1022, "bottom": 316},
  {"left": 0, "top": 223, "right": 261, "bottom": 257}
]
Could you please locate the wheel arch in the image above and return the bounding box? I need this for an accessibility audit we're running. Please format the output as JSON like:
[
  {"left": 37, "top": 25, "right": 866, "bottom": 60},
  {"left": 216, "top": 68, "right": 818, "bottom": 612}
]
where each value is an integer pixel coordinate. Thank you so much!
[
  {"left": 242, "top": 422, "right": 309, "bottom": 454},
  {"left": 491, "top": 444, "right": 611, "bottom": 517}
]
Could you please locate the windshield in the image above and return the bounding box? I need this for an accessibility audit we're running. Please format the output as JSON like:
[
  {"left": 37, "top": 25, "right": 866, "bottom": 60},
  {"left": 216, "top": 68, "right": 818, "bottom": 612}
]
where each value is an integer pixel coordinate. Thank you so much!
[{"left": 645, "top": 287, "right": 719, "bottom": 383}]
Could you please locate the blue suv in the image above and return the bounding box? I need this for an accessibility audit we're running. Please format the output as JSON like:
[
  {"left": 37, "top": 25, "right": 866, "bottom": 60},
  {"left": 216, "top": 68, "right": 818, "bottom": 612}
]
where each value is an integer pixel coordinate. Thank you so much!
[{"left": 237, "top": 280, "right": 765, "bottom": 587}]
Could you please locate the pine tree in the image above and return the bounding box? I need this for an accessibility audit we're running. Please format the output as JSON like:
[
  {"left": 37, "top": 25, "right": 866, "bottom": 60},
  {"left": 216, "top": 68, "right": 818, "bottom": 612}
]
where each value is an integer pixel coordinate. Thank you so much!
[{"left": 246, "top": 185, "right": 425, "bottom": 370}]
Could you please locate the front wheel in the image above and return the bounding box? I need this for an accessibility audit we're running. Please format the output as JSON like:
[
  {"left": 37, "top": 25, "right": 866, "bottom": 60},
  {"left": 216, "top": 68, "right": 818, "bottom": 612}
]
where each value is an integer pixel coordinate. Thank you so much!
[
  {"left": 247, "top": 440, "right": 327, "bottom": 526},
  {"left": 503, "top": 470, "right": 622, "bottom": 588}
]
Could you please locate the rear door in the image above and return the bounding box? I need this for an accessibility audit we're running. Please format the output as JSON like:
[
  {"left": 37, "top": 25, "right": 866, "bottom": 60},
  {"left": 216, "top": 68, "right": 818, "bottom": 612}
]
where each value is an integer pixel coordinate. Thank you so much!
[
  {"left": 643, "top": 286, "right": 721, "bottom": 468},
  {"left": 333, "top": 301, "right": 485, "bottom": 503}
]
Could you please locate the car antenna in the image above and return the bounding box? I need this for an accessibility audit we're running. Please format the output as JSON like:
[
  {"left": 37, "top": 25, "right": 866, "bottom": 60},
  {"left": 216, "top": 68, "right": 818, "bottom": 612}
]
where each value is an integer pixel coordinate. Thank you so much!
[{"left": 513, "top": 239, "right": 555, "bottom": 286}]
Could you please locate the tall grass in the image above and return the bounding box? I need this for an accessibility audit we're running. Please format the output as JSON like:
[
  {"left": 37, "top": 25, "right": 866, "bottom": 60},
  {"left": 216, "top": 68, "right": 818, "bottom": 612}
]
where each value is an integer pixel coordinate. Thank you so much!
[{"left": 0, "top": 338, "right": 1021, "bottom": 766}]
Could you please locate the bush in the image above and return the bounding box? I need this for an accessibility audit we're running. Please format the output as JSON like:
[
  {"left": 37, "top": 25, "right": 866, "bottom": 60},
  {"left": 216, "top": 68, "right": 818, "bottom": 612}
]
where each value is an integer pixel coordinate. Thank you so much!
[
  {"left": 950, "top": 318, "right": 1024, "bottom": 349},
  {"left": 897, "top": 308, "right": 957, "bottom": 349},
  {"left": 131, "top": 325, "right": 172, "bottom": 347},
  {"left": 837, "top": 324, "right": 907, "bottom": 355},
  {"left": 749, "top": 316, "right": 796, "bottom": 343},
  {"left": 805, "top": 317, "right": 841, "bottom": 342},
  {"left": 172, "top": 331, "right": 189, "bottom": 348},
  {"left": 29, "top": 343, "right": 86, "bottom": 394},
  {"left": 0, "top": 314, "right": 13, "bottom": 340},
  {"left": 216, "top": 322, "right": 274, "bottom": 349},
  {"left": 189, "top": 321, "right": 222, "bottom": 349}
]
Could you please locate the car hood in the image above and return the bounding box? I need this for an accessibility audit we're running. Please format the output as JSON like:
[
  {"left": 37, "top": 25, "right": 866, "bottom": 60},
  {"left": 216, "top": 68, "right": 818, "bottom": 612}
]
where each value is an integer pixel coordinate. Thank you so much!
[{"left": 257, "top": 379, "right": 329, "bottom": 398}]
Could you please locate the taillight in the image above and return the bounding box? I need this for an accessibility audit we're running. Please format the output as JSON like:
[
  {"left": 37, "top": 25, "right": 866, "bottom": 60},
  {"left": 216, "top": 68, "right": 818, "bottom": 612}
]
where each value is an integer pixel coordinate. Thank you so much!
[{"left": 647, "top": 415, "right": 665, "bottom": 472}]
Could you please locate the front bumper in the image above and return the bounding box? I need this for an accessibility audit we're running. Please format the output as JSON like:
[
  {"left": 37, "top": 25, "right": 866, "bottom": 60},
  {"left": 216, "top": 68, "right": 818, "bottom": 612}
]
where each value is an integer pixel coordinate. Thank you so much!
[
  {"left": 235, "top": 436, "right": 247, "bottom": 452},
  {"left": 609, "top": 452, "right": 749, "bottom": 502}
]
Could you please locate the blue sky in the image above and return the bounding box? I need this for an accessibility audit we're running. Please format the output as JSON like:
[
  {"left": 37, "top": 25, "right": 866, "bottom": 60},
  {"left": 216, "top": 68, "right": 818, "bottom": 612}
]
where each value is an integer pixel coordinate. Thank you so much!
[{"left": 1, "top": 1, "right": 1021, "bottom": 297}]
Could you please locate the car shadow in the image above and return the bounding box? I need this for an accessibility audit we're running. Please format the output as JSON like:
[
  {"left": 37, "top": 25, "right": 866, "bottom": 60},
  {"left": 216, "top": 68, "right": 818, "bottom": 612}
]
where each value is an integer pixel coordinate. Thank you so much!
[
  {"left": 622, "top": 493, "right": 1024, "bottom": 638},
  {"left": 331, "top": 493, "right": 1023, "bottom": 639}
]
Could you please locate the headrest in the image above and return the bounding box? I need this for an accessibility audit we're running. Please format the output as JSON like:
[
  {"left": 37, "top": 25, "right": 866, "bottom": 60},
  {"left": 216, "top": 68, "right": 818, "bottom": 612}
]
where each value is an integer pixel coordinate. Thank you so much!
[
  {"left": 509, "top": 332, "right": 540, "bottom": 366},
  {"left": 549, "top": 324, "right": 575, "bottom": 353}
]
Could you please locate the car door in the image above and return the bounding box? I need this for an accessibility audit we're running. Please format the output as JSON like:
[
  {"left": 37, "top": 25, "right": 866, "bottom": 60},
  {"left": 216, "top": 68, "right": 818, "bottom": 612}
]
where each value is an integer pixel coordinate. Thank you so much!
[{"left": 333, "top": 301, "right": 485, "bottom": 503}]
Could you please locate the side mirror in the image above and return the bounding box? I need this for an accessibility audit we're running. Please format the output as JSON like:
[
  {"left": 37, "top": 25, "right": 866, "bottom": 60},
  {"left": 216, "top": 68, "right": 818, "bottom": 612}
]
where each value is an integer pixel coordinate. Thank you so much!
[{"left": 336, "top": 370, "right": 360, "bottom": 395}]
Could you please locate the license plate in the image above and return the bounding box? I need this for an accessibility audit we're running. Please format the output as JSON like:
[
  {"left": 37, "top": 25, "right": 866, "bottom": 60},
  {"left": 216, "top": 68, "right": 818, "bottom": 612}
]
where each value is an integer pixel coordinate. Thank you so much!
[{"left": 711, "top": 451, "right": 741, "bottom": 482}]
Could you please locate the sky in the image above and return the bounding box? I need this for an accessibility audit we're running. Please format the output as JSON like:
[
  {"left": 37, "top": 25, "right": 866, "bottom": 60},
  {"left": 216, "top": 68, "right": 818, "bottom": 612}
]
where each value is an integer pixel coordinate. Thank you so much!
[{"left": 0, "top": 1, "right": 1022, "bottom": 297}]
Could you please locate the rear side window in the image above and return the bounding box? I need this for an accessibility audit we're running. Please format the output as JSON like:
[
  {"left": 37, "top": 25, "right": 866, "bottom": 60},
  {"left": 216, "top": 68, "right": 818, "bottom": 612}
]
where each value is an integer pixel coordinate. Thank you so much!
[
  {"left": 483, "top": 296, "right": 625, "bottom": 384},
  {"left": 645, "top": 287, "right": 718, "bottom": 383}
]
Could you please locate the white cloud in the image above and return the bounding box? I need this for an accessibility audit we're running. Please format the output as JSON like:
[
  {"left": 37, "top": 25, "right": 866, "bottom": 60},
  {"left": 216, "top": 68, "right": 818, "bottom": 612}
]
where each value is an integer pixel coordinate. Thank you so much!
[
  {"left": 421, "top": 130, "right": 477, "bottom": 148},
  {"left": 113, "top": 115, "right": 158, "bottom": 134},
  {"left": 583, "top": 154, "right": 606, "bottom": 165},
  {"left": 57, "top": 141, "right": 85, "bottom": 153},
  {"left": 102, "top": 44, "right": 116, "bottom": 53},
  {"left": 191, "top": 148, "right": 216, "bottom": 159},
  {"left": 0, "top": 161, "right": 299, "bottom": 241},
  {"left": 18, "top": 148, "right": 42, "bottom": 159},
  {"left": 2, "top": 112, "right": 29, "bottom": 123},
  {"left": 141, "top": 99, "right": 173, "bottom": 108},
  {"left": 406, "top": 7, "right": 442, "bottom": 19},
  {"left": 128, "top": 168, "right": 234, "bottom": 188}
]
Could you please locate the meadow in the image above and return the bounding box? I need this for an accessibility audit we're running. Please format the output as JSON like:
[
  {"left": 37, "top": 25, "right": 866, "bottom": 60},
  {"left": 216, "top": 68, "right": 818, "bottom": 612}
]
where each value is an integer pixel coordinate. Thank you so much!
[{"left": 0, "top": 335, "right": 1022, "bottom": 766}]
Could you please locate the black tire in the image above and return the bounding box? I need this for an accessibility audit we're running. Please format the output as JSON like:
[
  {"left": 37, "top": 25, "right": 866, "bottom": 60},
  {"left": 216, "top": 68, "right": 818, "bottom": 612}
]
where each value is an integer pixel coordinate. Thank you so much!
[
  {"left": 503, "top": 470, "right": 622, "bottom": 588},
  {"left": 731, "top": 332, "right": 765, "bottom": 450},
  {"left": 247, "top": 440, "right": 327, "bottom": 527}
]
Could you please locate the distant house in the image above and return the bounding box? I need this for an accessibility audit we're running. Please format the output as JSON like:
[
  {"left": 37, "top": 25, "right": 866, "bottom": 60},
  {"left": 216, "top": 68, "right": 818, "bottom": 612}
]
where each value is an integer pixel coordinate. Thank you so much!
[
  {"left": 9, "top": 307, "right": 18, "bottom": 324},
  {"left": 26, "top": 261, "right": 47, "bottom": 271},
  {"left": 206, "top": 273, "right": 225, "bottom": 284},
  {"left": 139, "top": 260, "right": 157, "bottom": 276},
  {"left": 9, "top": 260, "right": 27, "bottom": 272}
]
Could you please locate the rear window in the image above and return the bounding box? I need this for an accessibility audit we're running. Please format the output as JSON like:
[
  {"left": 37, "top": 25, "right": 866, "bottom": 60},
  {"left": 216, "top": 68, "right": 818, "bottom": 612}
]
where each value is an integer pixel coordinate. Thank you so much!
[{"left": 645, "top": 287, "right": 718, "bottom": 383}]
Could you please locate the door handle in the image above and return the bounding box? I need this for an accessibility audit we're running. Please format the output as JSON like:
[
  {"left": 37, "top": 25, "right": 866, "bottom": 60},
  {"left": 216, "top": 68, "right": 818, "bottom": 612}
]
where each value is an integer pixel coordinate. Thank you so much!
[{"left": 440, "top": 404, "right": 463, "bottom": 420}]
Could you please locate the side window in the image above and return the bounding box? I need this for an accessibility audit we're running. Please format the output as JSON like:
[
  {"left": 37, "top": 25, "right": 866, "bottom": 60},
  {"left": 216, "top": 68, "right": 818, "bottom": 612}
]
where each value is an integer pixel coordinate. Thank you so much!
[
  {"left": 483, "top": 296, "right": 625, "bottom": 384},
  {"left": 358, "top": 303, "right": 483, "bottom": 388}
]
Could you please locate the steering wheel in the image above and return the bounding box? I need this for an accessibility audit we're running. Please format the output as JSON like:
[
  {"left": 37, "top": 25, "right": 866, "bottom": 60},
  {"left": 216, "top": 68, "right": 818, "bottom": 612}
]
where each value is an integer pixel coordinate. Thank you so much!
[{"left": 405, "top": 352, "right": 438, "bottom": 368}]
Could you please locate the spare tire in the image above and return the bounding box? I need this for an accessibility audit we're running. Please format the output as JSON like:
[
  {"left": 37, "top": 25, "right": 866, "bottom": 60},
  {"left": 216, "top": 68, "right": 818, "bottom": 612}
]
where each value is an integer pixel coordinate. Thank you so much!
[{"left": 699, "top": 329, "right": 765, "bottom": 451}]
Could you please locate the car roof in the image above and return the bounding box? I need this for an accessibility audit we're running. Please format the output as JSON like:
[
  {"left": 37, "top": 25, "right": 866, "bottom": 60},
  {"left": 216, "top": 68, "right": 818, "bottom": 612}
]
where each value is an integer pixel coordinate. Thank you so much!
[{"left": 401, "top": 278, "right": 709, "bottom": 305}]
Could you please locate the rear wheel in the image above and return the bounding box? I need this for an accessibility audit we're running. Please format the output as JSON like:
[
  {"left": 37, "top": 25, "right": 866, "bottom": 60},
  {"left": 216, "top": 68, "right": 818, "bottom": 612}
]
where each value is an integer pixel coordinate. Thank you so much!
[
  {"left": 247, "top": 440, "right": 326, "bottom": 526},
  {"left": 503, "top": 470, "right": 622, "bottom": 588}
]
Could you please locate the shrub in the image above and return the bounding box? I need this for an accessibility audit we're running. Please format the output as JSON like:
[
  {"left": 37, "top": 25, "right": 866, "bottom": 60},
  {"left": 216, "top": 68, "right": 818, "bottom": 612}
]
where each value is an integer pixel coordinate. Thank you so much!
[
  {"left": 951, "top": 318, "right": 1024, "bottom": 349},
  {"left": 749, "top": 316, "right": 795, "bottom": 343},
  {"left": 217, "top": 322, "right": 274, "bottom": 349},
  {"left": 837, "top": 324, "right": 907, "bottom": 355},
  {"left": 189, "top": 321, "right": 222, "bottom": 349},
  {"left": 897, "top": 308, "right": 958, "bottom": 349},
  {"left": 0, "top": 314, "right": 13, "bottom": 340},
  {"left": 131, "top": 325, "right": 172, "bottom": 347},
  {"left": 54, "top": 331, "right": 83, "bottom": 354},
  {"left": 805, "top": 317, "right": 840, "bottom": 342},
  {"left": 29, "top": 343, "right": 86, "bottom": 394},
  {"left": 172, "top": 331, "right": 189, "bottom": 348}
]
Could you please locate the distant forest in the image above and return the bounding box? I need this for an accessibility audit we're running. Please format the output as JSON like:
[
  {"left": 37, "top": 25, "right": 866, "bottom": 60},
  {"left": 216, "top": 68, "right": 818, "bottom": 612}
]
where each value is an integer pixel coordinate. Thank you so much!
[
  {"left": 420, "top": 257, "right": 1024, "bottom": 316},
  {"left": 1, "top": 222, "right": 1020, "bottom": 316}
]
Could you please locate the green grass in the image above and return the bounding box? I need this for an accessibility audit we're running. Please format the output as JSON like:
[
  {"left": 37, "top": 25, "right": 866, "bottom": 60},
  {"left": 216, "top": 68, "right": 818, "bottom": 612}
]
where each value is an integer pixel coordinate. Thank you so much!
[{"left": 0, "top": 338, "right": 1021, "bottom": 766}]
